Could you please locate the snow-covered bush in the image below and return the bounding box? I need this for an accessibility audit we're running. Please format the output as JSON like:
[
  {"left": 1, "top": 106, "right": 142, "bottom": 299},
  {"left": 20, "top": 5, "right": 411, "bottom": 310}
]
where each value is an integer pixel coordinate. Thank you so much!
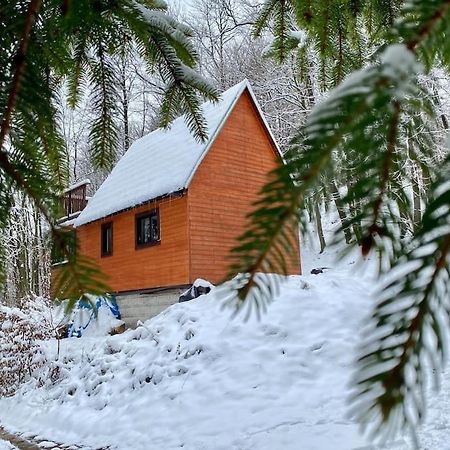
[{"left": 0, "top": 299, "right": 53, "bottom": 397}]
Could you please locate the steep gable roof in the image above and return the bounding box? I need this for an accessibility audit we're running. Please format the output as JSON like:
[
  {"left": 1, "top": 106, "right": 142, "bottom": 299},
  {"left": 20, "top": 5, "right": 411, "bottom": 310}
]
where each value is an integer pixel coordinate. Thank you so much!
[{"left": 74, "top": 80, "right": 280, "bottom": 227}]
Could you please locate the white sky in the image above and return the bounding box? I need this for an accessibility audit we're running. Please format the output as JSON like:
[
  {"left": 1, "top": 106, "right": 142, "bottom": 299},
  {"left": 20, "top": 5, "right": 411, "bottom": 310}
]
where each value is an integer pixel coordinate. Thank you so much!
[{"left": 166, "top": 0, "right": 193, "bottom": 13}]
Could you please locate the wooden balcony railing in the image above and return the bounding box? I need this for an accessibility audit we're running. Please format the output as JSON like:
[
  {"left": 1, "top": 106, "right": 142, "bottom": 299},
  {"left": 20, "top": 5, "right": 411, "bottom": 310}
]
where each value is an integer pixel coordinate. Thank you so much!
[{"left": 61, "top": 179, "right": 90, "bottom": 220}]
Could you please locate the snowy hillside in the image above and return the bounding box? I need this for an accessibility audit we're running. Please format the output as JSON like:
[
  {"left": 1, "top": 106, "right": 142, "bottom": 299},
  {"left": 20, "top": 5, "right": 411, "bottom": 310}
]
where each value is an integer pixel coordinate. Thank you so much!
[
  {"left": 0, "top": 443, "right": 15, "bottom": 450},
  {"left": 0, "top": 247, "right": 449, "bottom": 449},
  {"left": 1, "top": 271, "right": 371, "bottom": 449}
]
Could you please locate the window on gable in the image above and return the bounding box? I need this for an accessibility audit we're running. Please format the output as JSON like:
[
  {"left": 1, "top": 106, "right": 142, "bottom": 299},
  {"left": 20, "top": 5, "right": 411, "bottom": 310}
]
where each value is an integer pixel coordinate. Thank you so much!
[
  {"left": 101, "top": 222, "right": 113, "bottom": 257},
  {"left": 136, "top": 209, "right": 160, "bottom": 248}
]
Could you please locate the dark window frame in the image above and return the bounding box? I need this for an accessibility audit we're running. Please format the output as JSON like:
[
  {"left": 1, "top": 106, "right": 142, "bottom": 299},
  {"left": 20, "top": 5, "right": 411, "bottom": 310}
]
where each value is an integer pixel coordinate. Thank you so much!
[
  {"left": 101, "top": 222, "right": 113, "bottom": 257},
  {"left": 135, "top": 209, "right": 160, "bottom": 249}
]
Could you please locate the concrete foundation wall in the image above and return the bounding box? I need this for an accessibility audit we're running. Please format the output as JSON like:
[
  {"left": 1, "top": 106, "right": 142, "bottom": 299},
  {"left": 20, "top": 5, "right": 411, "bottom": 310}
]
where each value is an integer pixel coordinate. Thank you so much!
[{"left": 116, "top": 287, "right": 188, "bottom": 328}]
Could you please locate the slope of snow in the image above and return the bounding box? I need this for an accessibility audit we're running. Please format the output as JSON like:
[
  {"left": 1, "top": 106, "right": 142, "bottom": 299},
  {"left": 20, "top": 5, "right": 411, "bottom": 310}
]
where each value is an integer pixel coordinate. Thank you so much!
[
  {"left": 0, "top": 244, "right": 449, "bottom": 449},
  {"left": 0, "top": 268, "right": 383, "bottom": 449},
  {"left": 0, "top": 442, "right": 16, "bottom": 450},
  {"left": 74, "top": 80, "right": 249, "bottom": 227}
]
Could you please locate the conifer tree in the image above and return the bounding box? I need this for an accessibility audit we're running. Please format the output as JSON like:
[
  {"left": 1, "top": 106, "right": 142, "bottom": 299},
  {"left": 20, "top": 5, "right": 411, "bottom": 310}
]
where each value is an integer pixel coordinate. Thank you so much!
[
  {"left": 228, "top": 0, "right": 450, "bottom": 439},
  {"left": 0, "top": 0, "right": 218, "bottom": 306}
]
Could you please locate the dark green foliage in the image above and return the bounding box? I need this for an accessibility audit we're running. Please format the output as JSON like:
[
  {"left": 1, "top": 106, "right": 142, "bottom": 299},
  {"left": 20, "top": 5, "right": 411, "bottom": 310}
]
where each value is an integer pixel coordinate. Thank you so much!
[
  {"left": 231, "top": 0, "right": 450, "bottom": 439},
  {"left": 89, "top": 44, "right": 120, "bottom": 169},
  {"left": 253, "top": 0, "right": 297, "bottom": 63},
  {"left": 51, "top": 231, "right": 111, "bottom": 312},
  {"left": 0, "top": 0, "right": 218, "bottom": 303},
  {"left": 229, "top": 45, "right": 431, "bottom": 301},
  {"left": 394, "top": 0, "right": 450, "bottom": 67},
  {"left": 352, "top": 163, "right": 450, "bottom": 436},
  {"left": 254, "top": 0, "right": 368, "bottom": 88}
]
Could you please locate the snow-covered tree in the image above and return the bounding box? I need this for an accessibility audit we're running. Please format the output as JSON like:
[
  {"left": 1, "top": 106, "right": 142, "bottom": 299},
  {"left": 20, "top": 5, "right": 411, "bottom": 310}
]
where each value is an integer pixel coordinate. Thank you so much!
[{"left": 0, "top": 195, "right": 49, "bottom": 305}]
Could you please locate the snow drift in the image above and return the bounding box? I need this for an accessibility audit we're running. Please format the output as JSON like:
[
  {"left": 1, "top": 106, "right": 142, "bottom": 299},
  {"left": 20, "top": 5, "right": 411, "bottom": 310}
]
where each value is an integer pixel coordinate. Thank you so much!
[
  {"left": 1, "top": 270, "right": 448, "bottom": 449},
  {"left": 0, "top": 272, "right": 374, "bottom": 449}
]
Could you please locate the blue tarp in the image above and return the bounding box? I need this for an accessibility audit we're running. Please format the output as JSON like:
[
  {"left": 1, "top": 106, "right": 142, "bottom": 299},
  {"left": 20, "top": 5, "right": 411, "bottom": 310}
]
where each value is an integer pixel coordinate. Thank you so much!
[{"left": 68, "top": 295, "right": 121, "bottom": 338}]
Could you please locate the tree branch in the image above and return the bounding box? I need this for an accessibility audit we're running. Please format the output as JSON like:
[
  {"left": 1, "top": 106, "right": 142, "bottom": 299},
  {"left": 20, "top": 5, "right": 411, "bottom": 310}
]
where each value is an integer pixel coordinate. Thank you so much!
[
  {"left": 0, "top": 0, "right": 42, "bottom": 152},
  {"left": 362, "top": 100, "right": 401, "bottom": 255},
  {"left": 407, "top": 0, "right": 450, "bottom": 51}
]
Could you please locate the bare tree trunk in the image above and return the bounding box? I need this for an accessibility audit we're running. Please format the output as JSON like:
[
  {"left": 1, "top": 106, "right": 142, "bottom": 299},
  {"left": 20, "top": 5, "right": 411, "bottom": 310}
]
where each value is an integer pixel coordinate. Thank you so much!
[
  {"left": 399, "top": 207, "right": 411, "bottom": 238},
  {"left": 73, "top": 141, "right": 78, "bottom": 180},
  {"left": 412, "top": 175, "right": 422, "bottom": 232},
  {"left": 1, "top": 194, "right": 51, "bottom": 306},
  {"left": 140, "top": 90, "right": 147, "bottom": 137},
  {"left": 346, "top": 174, "right": 362, "bottom": 243},
  {"left": 330, "top": 181, "right": 352, "bottom": 244},
  {"left": 120, "top": 59, "right": 130, "bottom": 153},
  {"left": 314, "top": 202, "right": 326, "bottom": 253},
  {"left": 349, "top": 200, "right": 362, "bottom": 243}
]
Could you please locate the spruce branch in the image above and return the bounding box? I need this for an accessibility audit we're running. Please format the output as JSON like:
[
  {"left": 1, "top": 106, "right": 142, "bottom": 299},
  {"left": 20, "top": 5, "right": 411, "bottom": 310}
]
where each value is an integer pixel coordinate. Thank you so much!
[
  {"left": 276, "top": 0, "right": 288, "bottom": 61},
  {"left": 149, "top": 34, "right": 218, "bottom": 142},
  {"left": 1, "top": 0, "right": 215, "bottom": 310},
  {"left": 229, "top": 1, "right": 450, "bottom": 438},
  {"left": 406, "top": 0, "right": 450, "bottom": 51},
  {"left": 67, "top": 36, "right": 88, "bottom": 108},
  {"left": 127, "top": 0, "right": 218, "bottom": 141},
  {"left": 348, "top": 1, "right": 450, "bottom": 436},
  {"left": 252, "top": 0, "right": 297, "bottom": 63},
  {"left": 88, "top": 42, "right": 119, "bottom": 170},
  {"left": 351, "top": 168, "right": 450, "bottom": 437},
  {"left": 253, "top": 0, "right": 280, "bottom": 38},
  {"left": 361, "top": 100, "right": 401, "bottom": 256},
  {"left": 0, "top": 0, "right": 42, "bottom": 152},
  {"left": 227, "top": 53, "right": 421, "bottom": 307},
  {"left": 0, "top": 150, "right": 106, "bottom": 307}
]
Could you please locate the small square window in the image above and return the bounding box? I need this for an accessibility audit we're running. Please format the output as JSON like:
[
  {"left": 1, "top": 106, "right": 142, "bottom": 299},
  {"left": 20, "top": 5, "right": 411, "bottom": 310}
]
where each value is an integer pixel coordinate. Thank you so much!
[
  {"left": 136, "top": 209, "right": 160, "bottom": 248},
  {"left": 101, "top": 222, "right": 113, "bottom": 257}
]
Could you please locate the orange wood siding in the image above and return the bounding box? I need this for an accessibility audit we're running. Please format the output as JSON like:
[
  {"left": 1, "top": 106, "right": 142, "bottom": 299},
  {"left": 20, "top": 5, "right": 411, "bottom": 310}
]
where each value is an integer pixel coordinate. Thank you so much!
[
  {"left": 75, "top": 195, "right": 189, "bottom": 293},
  {"left": 55, "top": 88, "right": 301, "bottom": 295},
  {"left": 188, "top": 90, "right": 301, "bottom": 284}
]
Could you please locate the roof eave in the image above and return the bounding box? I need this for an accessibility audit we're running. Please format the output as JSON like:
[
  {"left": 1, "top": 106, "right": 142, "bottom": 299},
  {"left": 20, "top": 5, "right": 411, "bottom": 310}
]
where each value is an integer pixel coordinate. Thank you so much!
[{"left": 74, "top": 189, "right": 187, "bottom": 228}]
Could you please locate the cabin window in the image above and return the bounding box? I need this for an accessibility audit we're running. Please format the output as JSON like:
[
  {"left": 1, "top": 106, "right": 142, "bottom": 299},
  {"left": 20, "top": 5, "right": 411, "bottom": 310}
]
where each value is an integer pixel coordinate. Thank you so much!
[
  {"left": 101, "top": 222, "right": 113, "bottom": 257},
  {"left": 136, "top": 209, "right": 160, "bottom": 248}
]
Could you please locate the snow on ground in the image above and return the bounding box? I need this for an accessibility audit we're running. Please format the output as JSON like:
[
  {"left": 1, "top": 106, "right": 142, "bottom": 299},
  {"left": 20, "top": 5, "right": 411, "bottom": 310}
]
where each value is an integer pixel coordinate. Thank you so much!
[
  {"left": 1, "top": 268, "right": 374, "bottom": 450},
  {"left": 0, "top": 235, "right": 449, "bottom": 449},
  {"left": 0, "top": 442, "right": 16, "bottom": 450}
]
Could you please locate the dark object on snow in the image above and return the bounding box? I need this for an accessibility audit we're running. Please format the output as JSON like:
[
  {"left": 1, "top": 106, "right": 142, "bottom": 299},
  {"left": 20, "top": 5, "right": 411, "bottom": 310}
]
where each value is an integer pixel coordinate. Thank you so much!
[
  {"left": 310, "top": 267, "right": 331, "bottom": 275},
  {"left": 179, "top": 282, "right": 212, "bottom": 303},
  {"left": 111, "top": 322, "right": 126, "bottom": 335}
]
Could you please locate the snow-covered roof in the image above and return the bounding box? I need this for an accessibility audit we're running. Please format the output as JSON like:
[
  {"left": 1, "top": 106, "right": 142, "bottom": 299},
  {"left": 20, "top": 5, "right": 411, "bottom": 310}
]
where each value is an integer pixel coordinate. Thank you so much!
[
  {"left": 74, "top": 80, "right": 279, "bottom": 227},
  {"left": 64, "top": 179, "right": 91, "bottom": 193}
]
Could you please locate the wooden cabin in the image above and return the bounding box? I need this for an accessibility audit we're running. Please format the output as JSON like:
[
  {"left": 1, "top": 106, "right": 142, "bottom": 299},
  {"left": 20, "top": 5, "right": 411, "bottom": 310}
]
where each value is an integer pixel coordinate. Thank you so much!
[{"left": 55, "top": 80, "right": 301, "bottom": 327}]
